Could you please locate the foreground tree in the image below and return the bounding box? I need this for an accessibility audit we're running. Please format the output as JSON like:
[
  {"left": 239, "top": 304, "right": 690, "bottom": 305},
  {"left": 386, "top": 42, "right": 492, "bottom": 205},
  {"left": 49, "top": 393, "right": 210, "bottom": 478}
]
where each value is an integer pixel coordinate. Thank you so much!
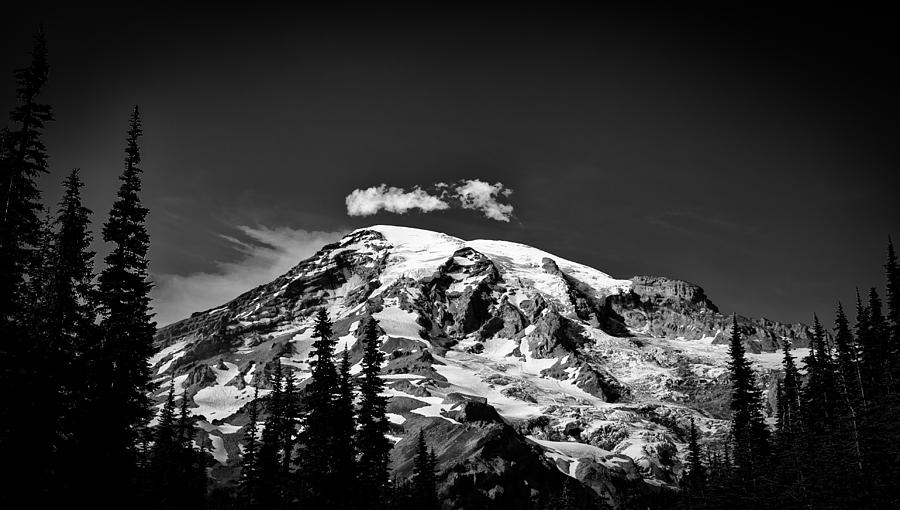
[
  {"left": 332, "top": 346, "right": 358, "bottom": 509},
  {"left": 239, "top": 386, "right": 262, "bottom": 508},
  {"left": 94, "top": 106, "right": 157, "bottom": 499},
  {"left": 411, "top": 431, "right": 439, "bottom": 510},
  {"left": 356, "top": 316, "right": 392, "bottom": 507},
  {"left": 41, "top": 170, "right": 98, "bottom": 498},
  {"left": 298, "top": 309, "right": 339, "bottom": 506},
  {"left": 726, "top": 316, "right": 769, "bottom": 483},
  {"left": 0, "top": 29, "right": 53, "bottom": 504}
]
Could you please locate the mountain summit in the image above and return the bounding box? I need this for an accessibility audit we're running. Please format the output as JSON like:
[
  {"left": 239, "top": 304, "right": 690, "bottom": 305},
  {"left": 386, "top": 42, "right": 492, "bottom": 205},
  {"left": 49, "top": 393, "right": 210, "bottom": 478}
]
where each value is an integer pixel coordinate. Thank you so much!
[{"left": 153, "top": 225, "right": 812, "bottom": 506}]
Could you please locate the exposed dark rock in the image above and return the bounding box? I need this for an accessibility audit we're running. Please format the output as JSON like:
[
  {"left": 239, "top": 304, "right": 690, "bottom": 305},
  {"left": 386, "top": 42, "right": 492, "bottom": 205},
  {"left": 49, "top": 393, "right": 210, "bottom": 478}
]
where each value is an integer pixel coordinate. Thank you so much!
[
  {"left": 382, "top": 348, "right": 447, "bottom": 382},
  {"left": 609, "top": 275, "right": 818, "bottom": 351},
  {"left": 445, "top": 401, "right": 504, "bottom": 424},
  {"left": 523, "top": 309, "right": 587, "bottom": 358},
  {"left": 391, "top": 418, "right": 600, "bottom": 510}
]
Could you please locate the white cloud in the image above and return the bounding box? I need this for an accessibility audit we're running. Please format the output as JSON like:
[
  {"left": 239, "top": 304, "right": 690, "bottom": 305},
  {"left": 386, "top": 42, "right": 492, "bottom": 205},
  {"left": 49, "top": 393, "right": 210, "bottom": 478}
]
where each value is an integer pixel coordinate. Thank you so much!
[
  {"left": 345, "top": 185, "right": 450, "bottom": 216},
  {"left": 152, "top": 226, "right": 346, "bottom": 326},
  {"left": 454, "top": 179, "right": 514, "bottom": 222},
  {"left": 344, "top": 179, "right": 515, "bottom": 221}
]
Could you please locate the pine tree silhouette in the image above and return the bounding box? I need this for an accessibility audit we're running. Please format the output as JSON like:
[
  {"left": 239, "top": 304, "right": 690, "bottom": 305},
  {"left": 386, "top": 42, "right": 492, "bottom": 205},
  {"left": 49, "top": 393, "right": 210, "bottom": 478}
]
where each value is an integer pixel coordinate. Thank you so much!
[
  {"left": 240, "top": 386, "right": 261, "bottom": 508},
  {"left": 298, "top": 308, "right": 340, "bottom": 505},
  {"left": 95, "top": 106, "right": 157, "bottom": 500},
  {"left": 0, "top": 28, "right": 54, "bottom": 505},
  {"left": 885, "top": 240, "right": 900, "bottom": 387},
  {"left": 412, "top": 431, "right": 439, "bottom": 510},
  {"left": 332, "top": 346, "right": 358, "bottom": 509},
  {"left": 726, "top": 316, "right": 769, "bottom": 476},
  {"left": 258, "top": 368, "right": 284, "bottom": 510},
  {"left": 356, "top": 316, "right": 392, "bottom": 507}
]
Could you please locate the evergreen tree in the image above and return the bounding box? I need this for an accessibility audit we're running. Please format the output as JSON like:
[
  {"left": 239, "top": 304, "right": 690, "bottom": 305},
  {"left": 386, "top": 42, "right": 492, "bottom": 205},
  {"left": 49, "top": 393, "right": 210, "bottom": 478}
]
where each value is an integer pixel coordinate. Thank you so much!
[
  {"left": 863, "top": 289, "right": 889, "bottom": 394},
  {"left": 833, "top": 303, "right": 863, "bottom": 404},
  {"left": 332, "top": 346, "right": 358, "bottom": 509},
  {"left": 278, "top": 368, "right": 298, "bottom": 504},
  {"left": 281, "top": 370, "right": 298, "bottom": 469},
  {"left": 0, "top": 27, "right": 52, "bottom": 322},
  {"left": 858, "top": 266, "right": 900, "bottom": 506},
  {"left": 802, "top": 316, "right": 839, "bottom": 425},
  {"left": 356, "top": 316, "right": 392, "bottom": 507},
  {"left": 832, "top": 304, "right": 865, "bottom": 476},
  {"left": 149, "top": 381, "right": 180, "bottom": 508},
  {"left": 29, "top": 169, "right": 99, "bottom": 500},
  {"left": 258, "top": 368, "right": 285, "bottom": 510},
  {"left": 240, "top": 386, "right": 261, "bottom": 508},
  {"left": 769, "top": 338, "right": 808, "bottom": 508},
  {"left": 778, "top": 338, "right": 802, "bottom": 439},
  {"left": 686, "top": 418, "right": 705, "bottom": 489},
  {"left": 175, "top": 393, "right": 208, "bottom": 510},
  {"left": 0, "top": 29, "right": 53, "bottom": 504},
  {"left": 679, "top": 417, "right": 708, "bottom": 509},
  {"left": 880, "top": 241, "right": 900, "bottom": 506},
  {"left": 886, "top": 239, "right": 900, "bottom": 387},
  {"left": 855, "top": 290, "right": 874, "bottom": 400},
  {"left": 298, "top": 308, "right": 339, "bottom": 505},
  {"left": 95, "top": 106, "right": 157, "bottom": 499},
  {"left": 725, "top": 315, "right": 769, "bottom": 484},
  {"left": 412, "top": 431, "right": 439, "bottom": 510}
]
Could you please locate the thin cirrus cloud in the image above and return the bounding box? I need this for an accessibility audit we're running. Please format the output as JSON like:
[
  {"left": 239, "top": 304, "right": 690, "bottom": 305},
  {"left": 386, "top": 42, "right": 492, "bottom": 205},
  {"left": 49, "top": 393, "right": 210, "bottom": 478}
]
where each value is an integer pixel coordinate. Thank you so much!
[
  {"left": 345, "top": 179, "right": 515, "bottom": 222},
  {"left": 151, "top": 226, "right": 347, "bottom": 326}
]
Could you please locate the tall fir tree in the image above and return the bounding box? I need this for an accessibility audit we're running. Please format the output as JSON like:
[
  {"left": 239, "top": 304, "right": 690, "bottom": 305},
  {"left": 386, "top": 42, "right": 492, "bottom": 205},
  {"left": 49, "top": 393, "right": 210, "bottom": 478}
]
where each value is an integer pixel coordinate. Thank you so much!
[
  {"left": 240, "top": 386, "right": 261, "bottom": 509},
  {"left": 298, "top": 308, "right": 339, "bottom": 505},
  {"left": 777, "top": 338, "right": 802, "bottom": 439},
  {"left": 854, "top": 290, "right": 875, "bottom": 399},
  {"left": 803, "top": 316, "right": 839, "bottom": 423},
  {"left": 886, "top": 239, "right": 900, "bottom": 388},
  {"left": 31, "top": 169, "right": 98, "bottom": 500},
  {"left": 879, "top": 241, "right": 900, "bottom": 505},
  {"left": 412, "top": 431, "right": 439, "bottom": 510},
  {"left": 833, "top": 303, "right": 864, "bottom": 404},
  {"left": 95, "top": 106, "right": 157, "bottom": 500},
  {"left": 148, "top": 380, "right": 198, "bottom": 509},
  {"left": 832, "top": 304, "right": 866, "bottom": 477},
  {"left": 726, "top": 315, "right": 769, "bottom": 484},
  {"left": 772, "top": 338, "right": 806, "bottom": 508},
  {"left": 681, "top": 417, "right": 706, "bottom": 509},
  {"left": 0, "top": 29, "right": 53, "bottom": 504},
  {"left": 0, "top": 27, "right": 52, "bottom": 323},
  {"left": 278, "top": 368, "right": 298, "bottom": 504},
  {"left": 332, "top": 346, "right": 358, "bottom": 509},
  {"left": 258, "top": 363, "right": 286, "bottom": 509},
  {"left": 356, "top": 316, "right": 392, "bottom": 508},
  {"left": 867, "top": 289, "right": 889, "bottom": 391},
  {"left": 174, "top": 392, "right": 208, "bottom": 510}
]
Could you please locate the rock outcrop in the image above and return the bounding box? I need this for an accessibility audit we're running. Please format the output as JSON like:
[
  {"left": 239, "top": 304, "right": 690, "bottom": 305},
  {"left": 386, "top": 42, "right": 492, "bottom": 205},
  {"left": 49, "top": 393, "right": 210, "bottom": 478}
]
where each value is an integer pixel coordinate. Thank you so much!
[{"left": 608, "top": 275, "right": 816, "bottom": 351}]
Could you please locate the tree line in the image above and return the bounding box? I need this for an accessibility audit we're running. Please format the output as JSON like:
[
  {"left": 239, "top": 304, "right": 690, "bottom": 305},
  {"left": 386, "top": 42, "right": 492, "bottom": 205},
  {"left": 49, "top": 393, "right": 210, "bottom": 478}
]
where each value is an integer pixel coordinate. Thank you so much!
[
  {"left": 0, "top": 30, "right": 441, "bottom": 510},
  {"left": 0, "top": 29, "right": 206, "bottom": 508},
  {"left": 680, "top": 243, "right": 900, "bottom": 509}
]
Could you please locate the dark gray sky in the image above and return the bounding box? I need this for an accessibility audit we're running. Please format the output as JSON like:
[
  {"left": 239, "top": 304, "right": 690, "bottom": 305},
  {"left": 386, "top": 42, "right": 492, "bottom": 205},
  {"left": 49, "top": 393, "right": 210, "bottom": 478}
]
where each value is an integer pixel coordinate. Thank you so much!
[{"left": 3, "top": 5, "right": 898, "bottom": 326}]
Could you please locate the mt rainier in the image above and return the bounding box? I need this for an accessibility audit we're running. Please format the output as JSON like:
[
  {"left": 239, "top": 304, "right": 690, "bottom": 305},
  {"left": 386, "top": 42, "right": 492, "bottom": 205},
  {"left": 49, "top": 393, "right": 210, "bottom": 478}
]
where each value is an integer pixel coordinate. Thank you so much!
[{"left": 153, "top": 225, "right": 813, "bottom": 507}]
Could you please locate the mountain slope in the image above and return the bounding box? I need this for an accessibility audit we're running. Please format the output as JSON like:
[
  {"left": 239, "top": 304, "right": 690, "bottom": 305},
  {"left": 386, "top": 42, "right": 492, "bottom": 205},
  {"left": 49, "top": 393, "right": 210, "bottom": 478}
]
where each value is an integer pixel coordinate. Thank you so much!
[{"left": 153, "top": 225, "right": 812, "bottom": 507}]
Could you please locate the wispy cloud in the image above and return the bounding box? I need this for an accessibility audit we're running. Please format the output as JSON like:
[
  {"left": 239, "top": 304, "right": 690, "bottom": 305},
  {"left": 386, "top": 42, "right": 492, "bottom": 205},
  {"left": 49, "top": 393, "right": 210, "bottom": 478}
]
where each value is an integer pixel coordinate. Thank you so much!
[
  {"left": 345, "top": 179, "right": 515, "bottom": 222},
  {"left": 345, "top": 185, "right": 450, "bottom": 216},
  {"left": 453, "top": 179, "right": 514, "bottom": 222},
  {"left": 152, "top": 226, "right": 346, "bottom": 326}
]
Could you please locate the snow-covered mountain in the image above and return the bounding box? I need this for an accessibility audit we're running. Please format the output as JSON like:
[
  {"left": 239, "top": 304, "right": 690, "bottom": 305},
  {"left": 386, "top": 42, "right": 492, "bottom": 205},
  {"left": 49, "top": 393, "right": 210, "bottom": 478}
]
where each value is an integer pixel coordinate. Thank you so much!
[{"left": 153, "top": 225, "right": 813, "bottom": 507}]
